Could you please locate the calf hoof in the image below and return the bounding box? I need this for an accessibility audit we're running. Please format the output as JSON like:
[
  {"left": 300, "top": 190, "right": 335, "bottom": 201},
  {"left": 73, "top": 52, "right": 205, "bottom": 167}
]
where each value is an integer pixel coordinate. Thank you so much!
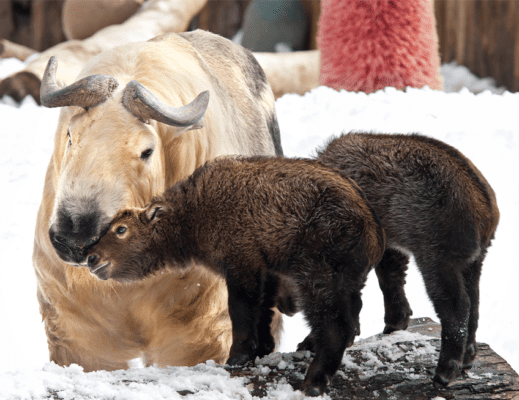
[
  {"left": 304, "top": 386, "right": 323, "bottom": 397},
  {"left": 433, "top": 359, "right": 461, "bottom": 386},
  {"left": 383, "top": 308, "right": 413, "bottom": 334},
  {"left": 462, "top": 344, "right": 476, "bottom": 369},
  {"left": 255, "top": 338, "right": 276, "bottom": 359},
  {"left": 297, "top": 334, "right": 315, "bottom": 352},
  {"left": 303, "top": 370, "right": 329, "bottom": 397},
  {"left": 226, "top": 353, "right": 251, "bottom": 366}
]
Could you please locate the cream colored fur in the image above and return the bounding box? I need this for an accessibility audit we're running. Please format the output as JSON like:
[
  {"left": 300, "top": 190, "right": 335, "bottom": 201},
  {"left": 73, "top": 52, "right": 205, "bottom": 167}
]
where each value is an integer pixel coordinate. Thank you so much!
[{"left": 33, "top": 31, "right": 280, "bottom": 371}]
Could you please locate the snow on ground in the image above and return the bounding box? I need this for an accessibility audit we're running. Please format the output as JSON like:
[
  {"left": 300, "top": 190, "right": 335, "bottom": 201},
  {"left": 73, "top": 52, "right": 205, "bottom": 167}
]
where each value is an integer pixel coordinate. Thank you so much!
[{"left": 1, "top": 57, "right": 518, "bottom": 399}]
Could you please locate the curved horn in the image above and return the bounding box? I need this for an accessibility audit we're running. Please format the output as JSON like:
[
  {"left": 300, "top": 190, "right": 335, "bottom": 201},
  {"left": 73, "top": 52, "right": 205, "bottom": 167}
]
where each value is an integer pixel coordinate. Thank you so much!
[
  {"left": 40, "top": 56, "right": 119, "bottom": 109},
  {"left": 122, "top": 80, "right": 209, "bottom": 127}
]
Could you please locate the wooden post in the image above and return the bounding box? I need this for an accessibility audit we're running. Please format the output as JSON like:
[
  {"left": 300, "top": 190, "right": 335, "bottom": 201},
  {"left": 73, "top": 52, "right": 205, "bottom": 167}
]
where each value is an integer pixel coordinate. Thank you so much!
[
  {"left": 31, "top": 0, "right": 66, "bottom": 52},
  {"left": 194, "top": 0, "right": 251, "bottom": 40},
  {"left": 434, "top": 0, "right": 519, "bottom": 92}
]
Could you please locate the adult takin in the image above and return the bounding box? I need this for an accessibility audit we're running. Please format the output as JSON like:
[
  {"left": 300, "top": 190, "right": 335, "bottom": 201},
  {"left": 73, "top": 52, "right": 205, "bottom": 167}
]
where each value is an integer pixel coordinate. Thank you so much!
[
  {"left": 85, "top": 156, "right": 385, "bottom": 396},
  {"left": 316, "top": 132, "right": 499, "bottom": 385},
  {"left": 33, "top": 30, "right": 283, "bottom": 372}
]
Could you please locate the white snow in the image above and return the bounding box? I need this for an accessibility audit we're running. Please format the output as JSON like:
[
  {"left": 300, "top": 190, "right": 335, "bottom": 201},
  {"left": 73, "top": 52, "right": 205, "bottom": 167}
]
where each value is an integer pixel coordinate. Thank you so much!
[{"left": 1, "top": 57, "right": 518, "bottom": 398}]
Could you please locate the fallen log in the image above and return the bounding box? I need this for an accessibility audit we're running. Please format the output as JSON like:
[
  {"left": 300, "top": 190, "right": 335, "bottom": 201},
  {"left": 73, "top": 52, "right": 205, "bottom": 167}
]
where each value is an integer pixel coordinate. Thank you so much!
[
  {"left": 0, "top": 39, "right": 37, "bottom": 61},
  {"left": 253, "top": 50, "right": 320, "bottom": 99}
]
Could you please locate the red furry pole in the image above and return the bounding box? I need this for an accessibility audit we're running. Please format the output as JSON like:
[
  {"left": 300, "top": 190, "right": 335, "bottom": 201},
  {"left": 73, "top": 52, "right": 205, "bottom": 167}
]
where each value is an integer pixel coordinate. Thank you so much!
[{"left": 318, "top": 0, "right": 443, "bottom": 93}]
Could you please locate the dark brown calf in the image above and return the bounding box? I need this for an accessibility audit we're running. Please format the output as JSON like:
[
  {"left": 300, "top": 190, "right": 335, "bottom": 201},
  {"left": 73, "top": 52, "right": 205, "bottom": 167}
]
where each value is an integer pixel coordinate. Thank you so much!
[
  {"left": 86, "top": 156, "right": 385, "bottom": 396},
  {"left": 316, "top": 132, "right": 500, "bottom": 385}
]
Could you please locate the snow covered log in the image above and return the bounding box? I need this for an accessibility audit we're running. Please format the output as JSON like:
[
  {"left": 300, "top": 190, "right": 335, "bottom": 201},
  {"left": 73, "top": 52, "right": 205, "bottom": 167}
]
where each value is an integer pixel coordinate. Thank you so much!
[
  {"left": 18, "top": 318, "right": 518, "bottom": 400},
  {"left": 0, "top": 0, "right": 207, "bottom": 105},
  {"left": 228, "top": 317, "right": 519, "bottom": 399}
]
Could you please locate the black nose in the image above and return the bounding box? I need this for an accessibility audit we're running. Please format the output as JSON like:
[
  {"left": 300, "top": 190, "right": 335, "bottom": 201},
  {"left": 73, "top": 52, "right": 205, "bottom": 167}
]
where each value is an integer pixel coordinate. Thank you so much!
[
  {"left": 49, "top": 223, "right": 109, "bottom": 265},
  {"left": 87, "top": 255, "right": 98, "bottom": 268}
]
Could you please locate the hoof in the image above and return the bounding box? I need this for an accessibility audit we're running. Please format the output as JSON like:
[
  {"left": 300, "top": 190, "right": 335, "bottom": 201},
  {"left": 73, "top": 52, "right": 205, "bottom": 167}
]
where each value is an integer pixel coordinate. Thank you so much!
[
  {"left": 255, "top": 340, "right": 275, "bottom": 359},
  {"left": 432, "top": 373, "right": 451, "bottom": 387},
  {"left": 383, "top": 307, "right": 412, "bottom": 334},
  {"left": 383, "top": 324, "right": 403, "bottom": 334},
  {"left": 297, "top": 335, "right": 315, "bottom": 352},
  {"left": 304, "top": 386, "right": 323, "bottom": 397},
  {"left": 463, "top": 344, "right": 476, "bottom": 369},
  {"left": 434, "top": 360, "right": 461, "bottom": 386},
  {"left": 226, "top": 353, "right": 250, "bottom": 366}
]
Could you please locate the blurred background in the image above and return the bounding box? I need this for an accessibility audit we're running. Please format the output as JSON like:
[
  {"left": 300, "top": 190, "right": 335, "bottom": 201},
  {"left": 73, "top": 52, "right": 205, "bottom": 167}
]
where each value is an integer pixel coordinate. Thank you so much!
[{"left": 0, "top": 0, "right": 517, "bottom": 95}]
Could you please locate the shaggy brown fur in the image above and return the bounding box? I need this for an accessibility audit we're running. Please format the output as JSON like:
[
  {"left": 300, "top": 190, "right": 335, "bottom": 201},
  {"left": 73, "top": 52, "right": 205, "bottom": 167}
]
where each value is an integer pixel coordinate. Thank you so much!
[
  {"left": 316, "top": 132, "right": 499, "bottom": 385},
  {"left": 87, "top": 156, "right": 385, "bottom": 396}
]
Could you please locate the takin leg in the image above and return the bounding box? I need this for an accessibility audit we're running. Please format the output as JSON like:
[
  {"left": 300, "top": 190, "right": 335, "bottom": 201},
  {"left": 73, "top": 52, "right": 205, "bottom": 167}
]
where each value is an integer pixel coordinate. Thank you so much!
[
  {"left": 254, "top": 272, "right": 280, "bottom": 358},
  {"left": 302, "top": 291, "right": 357, "bottom": 396},
  {"left": 298, "top": 269, "right": 358, "bottom": 396},
  {"left": 375, "top": 248, "right": 413, "bottom": 334},
  {"left": 416, "top": 256, "right": 471, "bottom": 385},
  {"left": 39, "top": 291, "right": 129, "bottom": 371},
  {"left": 462, "top": 249, "right": 486, "bottom": 370},
  {"left": 297, "top": 290, "right": 360, "bottom": 353},
  {"left": 225, "top": 269, "right": 264, "bottom": 366}
]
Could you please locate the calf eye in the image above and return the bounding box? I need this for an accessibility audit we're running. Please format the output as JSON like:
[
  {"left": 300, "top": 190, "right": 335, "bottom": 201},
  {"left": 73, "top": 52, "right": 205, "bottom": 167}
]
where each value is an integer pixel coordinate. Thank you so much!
[
  {"left": 116, "top": 226, "right": 127, "bottom": 235},
  {"left": 140, "top": 148, "right": 153, "bottom": 160}
]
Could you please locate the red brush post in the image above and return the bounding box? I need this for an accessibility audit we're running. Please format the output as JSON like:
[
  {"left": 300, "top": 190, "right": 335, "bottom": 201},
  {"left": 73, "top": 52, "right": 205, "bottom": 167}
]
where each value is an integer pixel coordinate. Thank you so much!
[{"left": 318, "top": 0, "right": 443, "bottom": 93}]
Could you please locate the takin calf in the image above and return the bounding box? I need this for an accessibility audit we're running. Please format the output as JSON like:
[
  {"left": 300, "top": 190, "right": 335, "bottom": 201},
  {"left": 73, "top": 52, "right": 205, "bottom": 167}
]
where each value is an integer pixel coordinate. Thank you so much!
[
  {"left": 85, "top": 156, "right": 385, "bottom": 396},
  {"left": 316, "top": 132, "right": 499, "bottom": 385}
]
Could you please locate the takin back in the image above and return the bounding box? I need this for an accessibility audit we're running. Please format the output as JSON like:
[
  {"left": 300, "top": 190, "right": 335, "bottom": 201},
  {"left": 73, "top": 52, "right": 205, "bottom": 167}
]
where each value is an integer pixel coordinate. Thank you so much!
[
  {"left": 86, "top": 156, "right": 385, "bottom": 396},
  {"left": 316, "top": 132, "right": 499, "bottom": 386}
]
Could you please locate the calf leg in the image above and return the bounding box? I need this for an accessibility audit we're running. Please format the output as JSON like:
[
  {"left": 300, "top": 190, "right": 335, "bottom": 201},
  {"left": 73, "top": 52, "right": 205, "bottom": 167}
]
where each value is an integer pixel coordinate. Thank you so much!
[
  {"left": 299, "top": 271, "right": 358, "bottom": 396},
  {"left": 375, "top": 248, "right": 413, "bottom": 334},
  {"left": 416, "top": 256, "right": 471, "bottom": 385},
  {"left": 298, "top": 289, "right": 362, "bottom": 353},
  {"left": 255, "top": 272, "right": 279, "bottom": 358},
  {"left": 226, "top": 269, "right": 264, "bottom": 365},
  {"left": 462, "top": 251, "right": 485, "bottom": 370}
]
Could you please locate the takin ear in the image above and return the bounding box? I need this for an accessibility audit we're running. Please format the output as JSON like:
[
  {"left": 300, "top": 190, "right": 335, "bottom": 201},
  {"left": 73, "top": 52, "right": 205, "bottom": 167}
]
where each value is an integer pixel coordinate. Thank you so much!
[{"left": 146, "top": 203, "right": 168, "bottom": 223}]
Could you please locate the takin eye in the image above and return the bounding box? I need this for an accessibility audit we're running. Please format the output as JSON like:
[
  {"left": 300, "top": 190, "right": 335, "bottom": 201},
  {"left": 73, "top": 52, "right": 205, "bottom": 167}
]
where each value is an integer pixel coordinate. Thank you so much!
[
  {"left": 140, "top": 148, "right": 154, "bottom": 160},
  {"left": 115, "top": 226, "right": 127, "bottom": 235}
]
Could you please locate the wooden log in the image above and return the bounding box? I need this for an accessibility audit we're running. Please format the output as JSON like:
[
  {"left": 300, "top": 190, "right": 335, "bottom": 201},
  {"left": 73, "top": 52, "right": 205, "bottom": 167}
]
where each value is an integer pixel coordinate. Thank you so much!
[
  {"left": 227, "top": 317, "right": 519, "bottom": 399},
  {"left": 0, "top": 39, "right": 37, "bottom": 61},
  {"left": 253, "top": 50, "right": 320, "bottom": 99},
  {"left": 0, "top": 0, "right": 208, "bottom": 105},
  {"left": 34, "top": 317, "right": 518, "bottom": 399}
]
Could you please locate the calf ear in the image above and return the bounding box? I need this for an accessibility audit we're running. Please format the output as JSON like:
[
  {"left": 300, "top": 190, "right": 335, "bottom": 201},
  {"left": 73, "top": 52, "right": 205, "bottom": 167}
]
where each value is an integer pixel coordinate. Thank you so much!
[{"left": 146, "top": 203, "right": 167, "bottom": 223}]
